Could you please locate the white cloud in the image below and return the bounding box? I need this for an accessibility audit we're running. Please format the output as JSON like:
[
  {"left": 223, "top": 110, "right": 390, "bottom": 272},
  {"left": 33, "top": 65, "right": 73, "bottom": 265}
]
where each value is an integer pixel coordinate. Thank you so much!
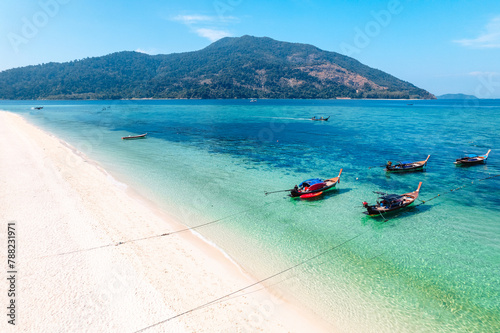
[
  {"left": 195, "top": 28, "right": 231, "bottom": 42},
  {"left": 469, "top": 71, "right": 500, "bottom": 77},
  {"left": 172, "top": 14, "right": 239, "bottom": 24},
  {"left": 135, "top": 48, "right": 154, "bottom": 55},
  {"left": 170, "top": 13, "right": 238, "bottom": 42},
  {"left": 454, "top": 16, "right": 500, "bottom": 48},
  {"left": 172, "top": 15, "right": 215, "bottom": 24}
]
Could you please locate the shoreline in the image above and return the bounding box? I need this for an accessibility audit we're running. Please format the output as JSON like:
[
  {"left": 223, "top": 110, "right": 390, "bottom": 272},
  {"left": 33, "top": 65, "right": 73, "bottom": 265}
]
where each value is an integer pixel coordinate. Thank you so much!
[
  {"left": 0, "top": 110, "right": 333, "bottom": 332},
  {"left": 1, "top": 97, "right": 436, "bottom": 101}
]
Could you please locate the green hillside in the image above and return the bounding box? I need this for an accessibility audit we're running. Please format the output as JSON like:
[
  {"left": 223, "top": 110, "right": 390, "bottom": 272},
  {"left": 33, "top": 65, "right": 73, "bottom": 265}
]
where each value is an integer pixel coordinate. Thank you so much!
[{"left": 0, "top": 35, "right": 435, "bottom": 100}]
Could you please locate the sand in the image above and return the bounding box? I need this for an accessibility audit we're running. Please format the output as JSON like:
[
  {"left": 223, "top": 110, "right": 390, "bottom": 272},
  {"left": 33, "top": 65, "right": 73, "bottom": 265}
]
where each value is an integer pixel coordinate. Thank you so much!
[{"left": 0, "top": 111, "right": 332, "bottom": 332}]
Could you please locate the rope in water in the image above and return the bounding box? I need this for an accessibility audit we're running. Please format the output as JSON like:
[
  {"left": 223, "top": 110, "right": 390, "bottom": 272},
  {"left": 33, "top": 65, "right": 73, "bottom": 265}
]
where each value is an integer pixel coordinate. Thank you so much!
[
  {"left": 38, "top": 172, "right": 500, "bottom": 330},
  {"left": 133, "top": 230, "right": 368, "bottom": 333},
  {"left": 37, "top": 172, "right": 499, "bottom": 257},
  {"left": 202, "top": 242, "right": 389, "bottom": 310},
  {"left": 380, "top": 173, "right": 500, "bottom": 222},
  {"left": 417, "top": 173, "right": 500, "bottom": 206}
]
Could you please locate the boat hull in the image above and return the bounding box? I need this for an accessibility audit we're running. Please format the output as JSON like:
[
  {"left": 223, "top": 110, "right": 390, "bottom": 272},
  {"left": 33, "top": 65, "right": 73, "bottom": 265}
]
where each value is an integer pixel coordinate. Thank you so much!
[
  {"left": 364, "top": 182, "right": 422, "bottom": 217},
  {"left": 364, "top": 201, "right": 415, "bottom": 216},
  {"left": 300, "top": 191, "right": 323, "bottom": 199},
  {"left": 122, "top": 133, "right": 147, "bottom": 140},
  {"left": 291, "top": 169, "right": 342, "bottom": 199},
  {"left": 385, "top": 165, "right": 425, "bottom": 172},
  {"left": 454, "top": 158, "right": 486, "bottom": 166},
  {"left": 385, "top": 156, "right": 430, "bottom": 173},
  {"left": 311, "top": 116, "right": 330, "bottom": 121},
  {"left": 454, "top": 150, "right": 490, "bottom": 166},
  {"left": 291, "top": 182, "right": 338, "bottom": 198}
]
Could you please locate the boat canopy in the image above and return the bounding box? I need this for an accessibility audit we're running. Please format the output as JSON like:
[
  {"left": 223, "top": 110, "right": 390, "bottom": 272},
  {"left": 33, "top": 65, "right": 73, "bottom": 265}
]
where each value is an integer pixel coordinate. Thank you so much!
[
  {"left": 299, "top": 178, "right": 323, "bottom": 187},
  {"left": 380, "top": 194, "right": 404, "bottom": 202},
  {"left": 400, "top": 161, "right": 413, "bottom": 165},
  {"left": 465, "top": 154, "right": 478, "bottom": 158}
]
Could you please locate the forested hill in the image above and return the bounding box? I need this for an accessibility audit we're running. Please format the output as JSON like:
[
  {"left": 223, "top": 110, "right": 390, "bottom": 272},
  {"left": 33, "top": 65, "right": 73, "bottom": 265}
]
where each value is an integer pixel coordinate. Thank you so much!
[{"left": 0, "top": 35, "right": 435, "bottom": 100}]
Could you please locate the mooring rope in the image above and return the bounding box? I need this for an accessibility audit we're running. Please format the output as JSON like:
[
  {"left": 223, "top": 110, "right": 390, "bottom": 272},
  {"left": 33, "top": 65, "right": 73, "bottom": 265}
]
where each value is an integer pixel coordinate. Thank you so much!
[
  {"left": 417, "top": 173, "right": 500, "bottom": 205},
  {"left": 37, "top": 172, "right": 500, "bottom": 331},
  {"left": 176, "top": 173, "right": 500, "bottom": 331},
  {"left": 379, "top": 173, "right": 500, "bottom": 222},
  {"left": 133, "top": 230, "right": 368, "bottom": 333},
  {"left": 187, "top": 247, "right": 387, "bottom": 312},
  {"left": 36, "top": 198, "right": 283, "bottom": 259}
]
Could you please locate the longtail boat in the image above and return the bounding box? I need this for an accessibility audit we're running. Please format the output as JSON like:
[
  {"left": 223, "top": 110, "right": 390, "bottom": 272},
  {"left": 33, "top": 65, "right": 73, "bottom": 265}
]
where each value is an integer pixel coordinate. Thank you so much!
[
  {"left": 122, "top": 133, "right": 147, "bottom": 140},
  {"left": 363, "top": 182, "right": 422, "bottom": 216},
  {"left": 386, "top": 155, "right": 430, "bottom": 172},
  {"left": 290, "top": 169, "right": 343, "bottom": 199},
  {"left": 311, "top": 116, "right": 330, "bottom": 121},
  {"left": 454, "top": 150, "right": 491, "bottom": 165}
]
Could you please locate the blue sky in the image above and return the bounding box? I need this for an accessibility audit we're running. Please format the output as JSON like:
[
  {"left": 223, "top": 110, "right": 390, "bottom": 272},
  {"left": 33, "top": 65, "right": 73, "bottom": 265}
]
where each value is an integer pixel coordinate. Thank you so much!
[{"left": 1, "top": 0, "right": 500, "bottom": 97}]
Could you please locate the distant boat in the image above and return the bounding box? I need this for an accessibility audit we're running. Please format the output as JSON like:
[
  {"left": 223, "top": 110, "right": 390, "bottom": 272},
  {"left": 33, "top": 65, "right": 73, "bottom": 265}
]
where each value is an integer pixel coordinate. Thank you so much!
[
  {"left": 363, "top": 182, "right": 422, "bottom": 216},
  {"left": 290, "top": 169, "right": 342, "bottom": 199},
  {"left": 34, "top": 107, "right": 43, "bottom": 110},
  {"left": 386, "top": 155, "right": 430, "bottom": 172},
  {"left": 311, "top": 116, "right": 330, "bottom": 121},
  {"left": 454, "top": 150, "right": 491, "bottom": 165},
  {"left": 250, "top": 99, "right": 257, "bottom": 102},
  {"left": 122, "top": 133, "right": 147, "bottom": 140}
]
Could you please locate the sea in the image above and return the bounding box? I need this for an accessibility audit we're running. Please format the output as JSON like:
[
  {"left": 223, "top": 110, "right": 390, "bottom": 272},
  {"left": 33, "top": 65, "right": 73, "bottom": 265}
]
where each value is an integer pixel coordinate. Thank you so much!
[{"left": 2, "top": 99, "right": 499, "bottom": 332}]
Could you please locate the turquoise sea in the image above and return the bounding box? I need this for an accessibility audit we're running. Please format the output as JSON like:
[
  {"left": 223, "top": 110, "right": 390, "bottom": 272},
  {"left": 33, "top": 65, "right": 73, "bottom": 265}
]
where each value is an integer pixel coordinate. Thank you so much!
[{"left": 2, "top": 99, "right": 499, "bottom": 332}]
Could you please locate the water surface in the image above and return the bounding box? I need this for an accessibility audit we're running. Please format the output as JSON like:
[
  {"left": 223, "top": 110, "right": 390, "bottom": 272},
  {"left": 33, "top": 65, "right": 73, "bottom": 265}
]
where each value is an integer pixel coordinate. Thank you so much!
[{"left": 2, "top": 99, "right": 499, "bottom": 332}]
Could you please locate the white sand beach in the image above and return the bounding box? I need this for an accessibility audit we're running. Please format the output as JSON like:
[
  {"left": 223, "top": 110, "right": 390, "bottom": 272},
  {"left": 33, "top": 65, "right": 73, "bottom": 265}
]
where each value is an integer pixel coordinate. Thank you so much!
[{"left": 0, "top": 111, "right": 332, "bottom": 332}]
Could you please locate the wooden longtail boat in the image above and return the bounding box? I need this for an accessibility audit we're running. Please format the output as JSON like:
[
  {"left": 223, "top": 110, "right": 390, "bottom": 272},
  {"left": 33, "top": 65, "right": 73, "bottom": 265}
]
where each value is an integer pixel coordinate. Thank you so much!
[
  {"left": 454, "top": 150, "right": 491, "bottom": 165},
  {"left": 363, "top": 182, "right": 422, "bottom": 216},
  {"left": 290, "top": 169, "right": 343, "bottom": 199},
  {"left": 386, "top": 155, "right": 430, "bottom": 172},
  {"left": 34, "top": 107, "right": 43, "bottom": 110},
  {"left": 311, "top": 116, "right": 330, "bottom": 121},
  {"left": 122, "top": 133, "right": 147, "bottom": 140}
]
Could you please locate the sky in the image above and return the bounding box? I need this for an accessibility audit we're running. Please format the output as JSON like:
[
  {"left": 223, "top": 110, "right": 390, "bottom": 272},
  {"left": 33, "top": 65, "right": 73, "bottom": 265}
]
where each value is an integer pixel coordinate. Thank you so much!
[{"left": 1, "top": 0, "right": 500, "bottom": 98}]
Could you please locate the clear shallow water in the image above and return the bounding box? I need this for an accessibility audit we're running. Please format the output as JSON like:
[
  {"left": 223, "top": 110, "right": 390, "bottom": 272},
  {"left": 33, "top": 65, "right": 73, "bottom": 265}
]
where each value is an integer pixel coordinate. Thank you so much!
[{"left": 2, "top": 99, "right": 499, "bottom": 332}]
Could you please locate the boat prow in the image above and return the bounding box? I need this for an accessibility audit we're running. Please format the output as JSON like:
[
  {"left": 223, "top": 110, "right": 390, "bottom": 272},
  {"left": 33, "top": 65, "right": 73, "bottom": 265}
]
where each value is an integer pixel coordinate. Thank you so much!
[{"left": 323, "top": 168, "right": 343, "bottom": 186}]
